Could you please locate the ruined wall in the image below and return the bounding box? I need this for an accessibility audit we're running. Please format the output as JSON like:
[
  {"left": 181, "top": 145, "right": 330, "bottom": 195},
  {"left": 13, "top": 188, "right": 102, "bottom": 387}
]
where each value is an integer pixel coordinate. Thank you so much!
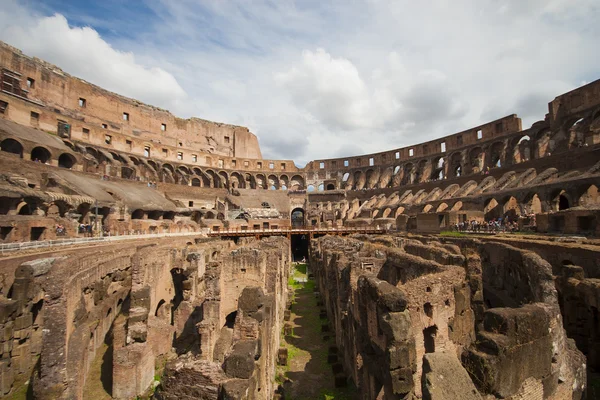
[
  {"left": 310, "top": 234, "right": 586, "bottom": 400},
  {"left": 0, "top": 235, "right": 290, "bottom": 399},
  {"left": 0, "top": 41, "right": 262, "bottom": 161}
]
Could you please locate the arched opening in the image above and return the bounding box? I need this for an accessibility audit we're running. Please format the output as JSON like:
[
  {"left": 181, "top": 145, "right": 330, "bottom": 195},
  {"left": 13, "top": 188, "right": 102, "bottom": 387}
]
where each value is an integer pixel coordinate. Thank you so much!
[
  {"left": 318, "top": 183, "right": 324, "bottom": 191},
  {"left": 559, "top": 195, "right": 570, "bottom": 211},
  {"left": 0, "top": 138, "right": 23, "bottom": 157},
  {"left": 424, "top": 302, "right": 433, "bottom": 318},
  {"left": 17, "top": 201, "right": 32, "bottom": 215},
  {"left": 131, "top": 209, "right": 144, "bottom": 220},
  {"left": 342, "top": 172, "right": 350, "bottom": 182},
  {"left": 423, "top": 325, "right": 437, "bottom": 353},
  {"left": 578, "top": 185, "right": 599, "bottom": 207},
  {"left": 431, "top": 157, "right": 445, "bottom": 180},
  {"left": 191, "top": 178, "right": 201, "bottom": 187},
  {"left": 146, "top": 210, "right": 161, "bottom": 221},
  {"left": 155, "top": 299, "right": 168, "bottom": 318},
  {"left": 514, "top": 135, "right": 531, "bottom": 163},
  {"left": 58, "top": 153, "right": 76, "bottom": 169},
  {"left": 291, "top": 208, "right": 305, "bottom": 228},
  {"left": 121, "top": 166, "right": 135, "bottom": 180},
  {"left": 484, "top": 198, "right": 500, "bottom": 220},
  {"left": 225, "top": 311, "right": 238, "bottom": 329},
  {"left": 31, "top": 146, "right": 51, "bottom": 163},
  {"left": 503, "top": 196, "right": 520, "bottom": 219},
  {"left": 326, "top": 183, "right": 335, "bottom": 191},
  {"left": 307, "top": 184, "right": 315, "bottom": 192}
]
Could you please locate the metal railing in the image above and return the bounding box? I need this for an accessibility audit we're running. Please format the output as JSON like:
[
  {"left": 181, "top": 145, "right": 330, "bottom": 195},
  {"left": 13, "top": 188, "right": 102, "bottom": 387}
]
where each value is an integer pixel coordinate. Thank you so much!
[
  {"left": 207, "top": 226, "right": 387, "bottom": 235},
  {"left": 0, "top": 231, "right": 208, "bottom": 254}
]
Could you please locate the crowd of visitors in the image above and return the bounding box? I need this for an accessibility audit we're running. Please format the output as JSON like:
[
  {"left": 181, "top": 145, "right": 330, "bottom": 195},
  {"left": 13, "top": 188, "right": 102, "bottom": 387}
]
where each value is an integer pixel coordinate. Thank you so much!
[{"left": 451, "top": 215, "right": 537, "bottom": 233}]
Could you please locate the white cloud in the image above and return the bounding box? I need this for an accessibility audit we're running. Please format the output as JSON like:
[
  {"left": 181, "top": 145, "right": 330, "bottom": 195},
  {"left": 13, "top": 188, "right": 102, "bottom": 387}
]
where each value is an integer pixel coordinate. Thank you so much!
[
  {"left": 0, "top": 0, "right": 598, "bottom": 165},
  {"left": 0, "top": 7, "right": 186, "bottom": 111}
]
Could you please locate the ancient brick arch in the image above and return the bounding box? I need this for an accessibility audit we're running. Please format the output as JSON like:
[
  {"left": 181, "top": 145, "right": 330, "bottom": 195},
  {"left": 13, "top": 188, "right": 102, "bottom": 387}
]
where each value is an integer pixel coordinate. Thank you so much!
[
  {"left": 378, "top": 166, "right": 393, "bottom": 188},
  {"left": 255, "top": 173, "right": 266, "bottom": 189},
  {"left": 0, "top": 138, "right": 24, "bottom": 158},
  {"left": 267, "top": 174, "right": 279, "bottom": 190},
  {"left": 30, "top": 146, "right": 52, "bottom": 163},
  {"left": 354, "top": 170, "right": 366, "bottom": 190},
  {"left": 468, "top": 146, "right": 485, "bottom": 174},
  {"left": 230, "top": 171, "right": 245, "bottom": 189},
  {"left": 401, "top": 163, "right": 415, "bottom": 185},
  {"left": 575, "top": 184, "right": 599, "bottom": 207},
  {"left": 290, "top": 174, "right": 304, "bottom": 190},
  {"left": 488, "top": 141, "right": 505, "bottom": 169},
  {"left": 279, "top": 174, "right": 289, "bottom": 190},
  {"left": 448, "top": 152, "right": 463, "bottom": 178}
]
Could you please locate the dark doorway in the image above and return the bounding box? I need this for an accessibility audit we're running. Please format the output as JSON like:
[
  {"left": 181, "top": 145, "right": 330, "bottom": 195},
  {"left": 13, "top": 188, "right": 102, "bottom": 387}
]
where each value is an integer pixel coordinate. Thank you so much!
[
  {"left": 30, "top": 227, "right": 45, "bottom": 241},
  {"left": 423, "top": 325, "right": 437, "bottom": 353},
  {"left": 225, "top": 311, "right": 238, "bottom": 329},
  {"left": 58, "top": 153, "right": 76, "bottom": 168},
  {"left": 558, "top": 194, "right": 570, "bottom": 210},
  {"left": 291, "top": 208, "right": 305, "bottom": 228},
  {"left": 31, "top": 146, "right": 51, "bottom": 163},
  {"left": 291, "top": 234, "right": 309, "bottom": 262},
  {"left": 0, "top": 138, "right": 23, "bottom": 157}
]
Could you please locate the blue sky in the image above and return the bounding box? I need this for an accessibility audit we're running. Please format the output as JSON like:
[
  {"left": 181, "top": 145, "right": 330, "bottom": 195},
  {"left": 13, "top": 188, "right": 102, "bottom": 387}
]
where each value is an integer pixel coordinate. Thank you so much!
[{"left": 2, "top": 0, "right": 599, "bottom": 166}]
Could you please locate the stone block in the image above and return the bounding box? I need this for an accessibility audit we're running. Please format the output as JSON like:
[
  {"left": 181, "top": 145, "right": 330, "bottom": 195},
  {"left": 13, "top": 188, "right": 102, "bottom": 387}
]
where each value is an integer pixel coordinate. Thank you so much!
[
  {"left": 277, "top": 348, "right": 288, "bottom": 366},
  {"left": 422, "top": 352, "right": 482, "bottom": 400},
  {"left": 223, "top": 340, "right": 258, "bottom": 379},
  {"left": 379, "top": 310, "right": 412, "bottom": 343},
  {"left": 220, "top": 379, "right": 250, "bottom": 400},
  {"left": 128, "top": 322, "right": 148, "bottom": 343},
  {"left": 1, "top": 321, "right": 13, "bottom": 342},
  {"left": 0, "top": 299, "right": 19, "bottom": 324},
  {"left": 0, "top": 359, "right": 13, "bottom": 396},
  {"left": 113, "top": 343, "right": 155, "bottom": 399},
  {"left": 387, "top": 339, "right": 416, "bottom": 370},
  {"left": 14, "top": 313, "right": 32, "bottom": 331},
  {"left": 390, "top": 367, "right": 414, "bottom": 395},
  {"left": 483, "top": 306, "right": 549, "bottom": 344}
]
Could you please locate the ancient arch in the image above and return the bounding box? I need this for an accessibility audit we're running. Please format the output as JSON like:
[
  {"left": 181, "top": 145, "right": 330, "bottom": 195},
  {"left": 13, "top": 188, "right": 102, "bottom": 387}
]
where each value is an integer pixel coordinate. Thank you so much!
[
  {"left": 469, "top": 147, "right": 485, "bottom": 174},
  {"left": 513, "top": 135, "right": 531, "bottom": 164},
  {"left": 0, "top": 138, "right": 23, "bottom": 157},
  {"left": 449, "top": 152, "right": 463, "bottom": 178},
  {"left": 431, "top": 156, "right": 445, "bottom": 180},
  {"left": 436, "top": 203, "right": 448, "bottom": 213},
  {"left": 31, "top": 146, "right": 51, "bottom": 163},
  {"left": 489, "top": 141, "right": 505, "bottom": 168},
  {"left": 290, "top": 175, "right": 304, "bottom": 190},
  {"left": 577, "top": 184, "right": 599, "bottom": 207},
  {"left": 230, "top": 172, "right": 245, "bottom": 189},
  {"left": 354, "top": 170, "right": 366, "bottom": 190},
  {"left": 58, "top": 153, "right": 77, "bottom": 169},
  {"left": 191, "top": 178, "right": 201, "bottom": 187},
  {"left": 267, "top": 174, "right": 279, "bottom": 190}
]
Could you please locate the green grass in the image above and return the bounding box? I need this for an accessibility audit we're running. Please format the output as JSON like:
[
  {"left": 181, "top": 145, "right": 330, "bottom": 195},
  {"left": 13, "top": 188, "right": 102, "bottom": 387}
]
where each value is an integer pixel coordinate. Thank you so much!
[
  {"left": 278, "top": 263, "right": 358, "bottom": 400},
  {"left": 440, "top": 231, "right": 468, "bottom": 237}
]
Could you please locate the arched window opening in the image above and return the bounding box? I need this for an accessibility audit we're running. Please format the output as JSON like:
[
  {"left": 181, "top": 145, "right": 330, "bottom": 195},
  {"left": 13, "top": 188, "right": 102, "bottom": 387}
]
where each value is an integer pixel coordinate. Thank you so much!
[
  {"left": 0, "top": 139, "right": 23, "bottom": 157},
  {"left": 307, "top": 185, "right": 315, "bottom": 192},
  {"left": 58, "top": 153, "right": 76, "bottom": 169},
  {"left": 326, "top": 183, "right": 335, "bottom": 190},
  {"left": 31, "top": 147, "right": 51, "bottom": 163},
  {"left": 131, "top": 209, "right": 144, "bottom": 220},
  {"left": 559, "top": 195, "right": 570, "bottom": 211}
]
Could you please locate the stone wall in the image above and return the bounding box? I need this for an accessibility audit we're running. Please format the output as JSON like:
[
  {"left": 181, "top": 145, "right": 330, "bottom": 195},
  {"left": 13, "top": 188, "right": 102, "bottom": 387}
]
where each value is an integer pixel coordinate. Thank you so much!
[
  {"left": 310, "top": 234, "right": 586, "bottom": 400},
  {"left": 0, "top": 235, "right": 290, "bottom": 399}
]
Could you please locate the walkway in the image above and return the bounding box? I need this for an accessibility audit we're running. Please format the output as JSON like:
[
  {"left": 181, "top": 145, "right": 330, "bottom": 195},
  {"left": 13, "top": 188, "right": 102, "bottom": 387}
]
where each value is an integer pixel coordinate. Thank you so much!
[
  {"left": 208, "top": 226, "right": 386, "bottom": 238},
  {"left": 278, "top": 264, "right": 358, "bottom": 400},
  {"left": 0, "top": 231, "right": 206, "bottom": 254}
]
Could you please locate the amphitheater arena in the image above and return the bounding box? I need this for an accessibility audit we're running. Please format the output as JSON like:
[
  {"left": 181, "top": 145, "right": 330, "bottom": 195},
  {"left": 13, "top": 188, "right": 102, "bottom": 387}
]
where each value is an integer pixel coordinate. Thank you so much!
[{"left": 0, "top": 40, "right": 599, "bottom": 399}]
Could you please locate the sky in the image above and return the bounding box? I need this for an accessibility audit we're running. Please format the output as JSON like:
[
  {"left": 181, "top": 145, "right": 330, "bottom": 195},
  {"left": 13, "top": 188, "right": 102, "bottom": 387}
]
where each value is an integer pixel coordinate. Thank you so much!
[{"left": 0, "top": 0, "right": 598, "bottom": 167}]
